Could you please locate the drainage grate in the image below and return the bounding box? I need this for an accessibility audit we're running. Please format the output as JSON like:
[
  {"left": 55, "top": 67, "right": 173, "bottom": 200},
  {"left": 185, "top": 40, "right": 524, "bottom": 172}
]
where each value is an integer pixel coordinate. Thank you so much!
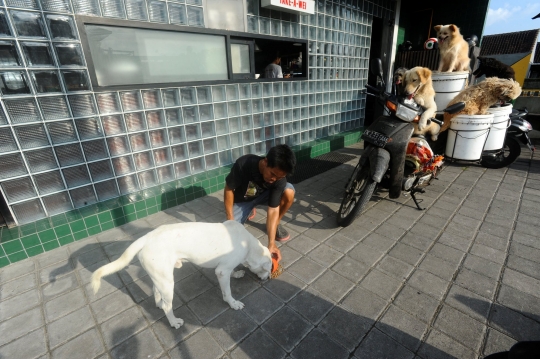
[{"left": 287, "top": 152, "right": 356, "bottom": 184}]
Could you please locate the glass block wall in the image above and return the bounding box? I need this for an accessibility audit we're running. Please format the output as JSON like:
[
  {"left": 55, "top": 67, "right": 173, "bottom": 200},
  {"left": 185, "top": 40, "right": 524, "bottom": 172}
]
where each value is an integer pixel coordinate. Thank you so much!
[{"left": 0, "top": 0, "right": 395, "bottom": 227}]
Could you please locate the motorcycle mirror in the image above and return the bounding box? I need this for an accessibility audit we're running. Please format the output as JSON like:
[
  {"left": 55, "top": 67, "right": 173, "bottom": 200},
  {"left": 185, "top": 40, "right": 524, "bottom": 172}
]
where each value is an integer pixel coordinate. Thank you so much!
[
  {"left": 444, "top": 102, "right": 466, "bottom": 114},
  {"left": 370, "top": 58, "right": 384, "bottom": 80}
]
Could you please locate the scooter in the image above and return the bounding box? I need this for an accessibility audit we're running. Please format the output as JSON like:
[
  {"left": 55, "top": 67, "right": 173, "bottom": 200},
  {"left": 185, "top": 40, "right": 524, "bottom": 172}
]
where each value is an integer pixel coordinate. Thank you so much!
[
  {"left": 336, "top": 59, "right": 465, "bottom": 227},
  {"left": 480, "top": 107, "right": 535, "bottom": 168}
]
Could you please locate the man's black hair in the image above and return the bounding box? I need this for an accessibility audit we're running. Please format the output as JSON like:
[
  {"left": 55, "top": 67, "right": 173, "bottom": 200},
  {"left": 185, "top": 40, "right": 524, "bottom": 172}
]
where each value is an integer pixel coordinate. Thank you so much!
[{"left": 266, "top": 144, "right": 296, "bottom": 175}]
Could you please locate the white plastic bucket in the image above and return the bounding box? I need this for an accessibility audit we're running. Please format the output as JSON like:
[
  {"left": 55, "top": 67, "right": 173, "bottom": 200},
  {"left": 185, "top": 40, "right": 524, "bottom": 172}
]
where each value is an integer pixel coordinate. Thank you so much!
[
  {"left": 445, "top": 114, "right": 494, "bottom": 160},
  {"left": 432, "top": 72, "right": 469, "bottom": 113},
  {"left": 484, "top": 104, "right": 512, "bottom": 151}
]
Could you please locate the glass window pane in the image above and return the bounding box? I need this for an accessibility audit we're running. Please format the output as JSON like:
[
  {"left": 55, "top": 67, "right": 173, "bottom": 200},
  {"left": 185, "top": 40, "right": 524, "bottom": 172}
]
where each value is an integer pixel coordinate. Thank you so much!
[
  {"left": 231, "top": 43, "right": 250, "bottom": 74},
  {"left": 85, "top": 24, "right": 228, "bottom": 86}
]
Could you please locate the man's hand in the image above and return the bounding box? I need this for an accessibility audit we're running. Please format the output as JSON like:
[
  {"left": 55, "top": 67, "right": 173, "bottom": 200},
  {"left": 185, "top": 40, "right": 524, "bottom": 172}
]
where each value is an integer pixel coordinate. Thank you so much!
[{"left": 268, "top": 242, "right": 282, "bottom": 262}]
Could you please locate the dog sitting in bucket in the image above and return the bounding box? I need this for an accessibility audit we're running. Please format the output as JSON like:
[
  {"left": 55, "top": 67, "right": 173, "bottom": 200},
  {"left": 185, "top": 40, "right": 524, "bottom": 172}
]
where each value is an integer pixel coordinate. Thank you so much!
[{"left": 442, "top": 77, "right": 522, "bottom": 132}]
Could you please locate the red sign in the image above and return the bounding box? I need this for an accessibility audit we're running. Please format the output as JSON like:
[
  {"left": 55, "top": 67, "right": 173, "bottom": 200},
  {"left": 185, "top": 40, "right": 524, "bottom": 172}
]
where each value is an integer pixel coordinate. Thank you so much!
[{"left": 261, "top": 0, "right": 315, "bottom": 14}]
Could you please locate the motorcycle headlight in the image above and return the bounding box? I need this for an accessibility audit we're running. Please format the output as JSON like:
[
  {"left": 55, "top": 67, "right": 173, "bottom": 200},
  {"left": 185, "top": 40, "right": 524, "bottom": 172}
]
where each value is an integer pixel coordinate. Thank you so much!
[
  {"left": 522, "top": 120, "right": 533, "bottom": 131},
  {"left": 395, "top": 103, "right": 418, "bottom": 122}
]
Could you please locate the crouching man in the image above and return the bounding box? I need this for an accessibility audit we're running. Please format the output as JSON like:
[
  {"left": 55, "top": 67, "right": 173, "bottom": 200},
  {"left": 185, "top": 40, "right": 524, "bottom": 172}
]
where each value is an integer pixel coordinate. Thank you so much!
[{"left": 224, "top": 145, "right": 296, "bottom": 262}]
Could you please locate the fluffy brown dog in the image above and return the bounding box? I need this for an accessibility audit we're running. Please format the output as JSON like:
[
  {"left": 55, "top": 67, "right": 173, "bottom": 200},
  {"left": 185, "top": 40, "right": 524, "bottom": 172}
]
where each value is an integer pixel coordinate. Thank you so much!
[
  {"left": 403, "top": 67, "right": 437, "bottom": 132},
  {"left": 434, "top": 24, "right": 470, "bottom": 72},
  {"left": 442, "top": 77, "right": 522, "bottom": 131}
]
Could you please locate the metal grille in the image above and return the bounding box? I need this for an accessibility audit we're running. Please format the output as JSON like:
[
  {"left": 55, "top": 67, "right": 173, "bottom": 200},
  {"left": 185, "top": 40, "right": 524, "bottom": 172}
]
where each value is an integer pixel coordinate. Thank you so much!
[
  {"left": 120, "top": 91, "right": 142, "bottom": 111},
  {"left": 68, "top": 94, "right": 97, "bottom": 117},
  {"left": 125, "top": 112, "right": 146, "bottom": 132},
  {"left": 39, "top": 96, "right": 71, "bottom": 121},
  {"left": 99, "top": 0, "right": 125, "bottom": 18},
  {"left": 11, "top": 199, "right": 46, "bottom": 224},
  {"left": 47, "top": 120, "right": 78, "bottom": 144},
  {"left": 15, "top": 124, "right": 50, "bottom": 149},
  {"left": 75, "top": 117, "right": 103, "bottom": 139},
  {"left": 125, "top": 0, "right": 147, "bottom": 20},
  {"left": 54, "top": 143, "right": 84, "bottom": 167},
  {"left": 82, "top": 139, "right": 108, "bottom": 161},
  {"left": 138, "top": 169, "right": 157, "bottom": 189},
  {"left": 62, "top": 165, "right": 91, "bottom": 188},
  {"left": 156, "top": 165, "right": 174, "bottom": 183},
  {"left": 88, "top": 160, "right": 113, "bottom": 181},
  {"left": 4, "top": 98, "right": 41, "bottom": 123},
  {"left": 2, "top": 176, "right": 36, "bottom": 203},
  {"left": 107, "top": 136, "right": 129, "bottom": 156},
  {"left": 101, "top": 115, "right": 126, "bottom": 136},
  {"left": 94, "top": 179, "right": 118, "bottom": 201},
  {"left": 0, "top": 127, "right": 18, "bottom": 153},
  {"left": 71, "top": 0, "right": 100, "bottom": 15},
  {"left": 69, "top": 185, "right": 96, "bottom": 208},
  {"left": 24, "top": 148, "right": 57, "bottom": 173},
  {"left": 96, "top": 92, "right": 121, "bottom": 114},
  {"left": 34, "top": 170, "right": 65, "bottom": 195},
  {"left": 41, "top": 0, "right": 71, "bottom": 12},
  {"left": 129, "top": 132, "right": 149, "bottom": 152},
  {"left": 117, "top": 174, "right": 138, "bottom": 194},
  {"left": 112, "top": 155, "right": 134, "bottom": 175},
  {"left": 142, "top": 90, "right": 161, "bottom": 108},
  {"left": 42, "top": 191, "right": 72, "bottom": 215}
]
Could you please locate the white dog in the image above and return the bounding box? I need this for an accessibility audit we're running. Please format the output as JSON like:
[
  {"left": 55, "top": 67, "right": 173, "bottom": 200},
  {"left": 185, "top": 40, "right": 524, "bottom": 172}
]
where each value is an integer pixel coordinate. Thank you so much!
[{"left": 91, "top": 220, "right": 272, "bottom": 329}]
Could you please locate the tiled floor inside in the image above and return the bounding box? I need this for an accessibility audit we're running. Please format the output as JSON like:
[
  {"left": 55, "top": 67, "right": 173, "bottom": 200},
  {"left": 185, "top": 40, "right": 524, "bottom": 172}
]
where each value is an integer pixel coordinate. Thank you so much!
[{"left": 1, "top": 142, "right": 540, "bottom": 359}]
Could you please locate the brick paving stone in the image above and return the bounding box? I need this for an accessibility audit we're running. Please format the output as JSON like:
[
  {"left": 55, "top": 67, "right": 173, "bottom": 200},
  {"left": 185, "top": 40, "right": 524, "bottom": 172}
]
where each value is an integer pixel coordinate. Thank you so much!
[
  {"left": 361, "top": 232, "right": 396, "bottom": 252},
  {"left": 39, "top": 259, "right": 74, "bottom": 284},
  {"left": 501, "top": 268, "right": 540, "bottom": 298},
  {"left": 506, "top": 254, "right": 540, "bottom": 281},
  {"left": 497, "top": 284, "right": 540, "bottom": 322},
  {"left": 124, "top": 275, "right": 154, "bottom": 303},
  {"left": 285, "top": 234, "right": 319, "bottom": 254},
  {"left": 437, "top": 232, "right": 471, "bottom": 252},
  {"left": 376, "top": 305, "right": 427, "bottom": 351},
  {"left": 462, "top": 254, "right": 502, "bottom": 279},
  {"left": 47, "top": 306, "right": 95, "bottom": 349},
  {"left": 318, "top": 306, "right": 373, "bottom": 352},
  {"left": 262, "top": 306, "right": 313, "bottom": 352},
  {"left": 85, "top": 273, "right": 124, "bottom": 302},
  {"left": 375, "top": 255, "right": 414, "bottom": 280},
  {"left": 174, "top": 272, "right": 214, "bottom": 302},
  {"left": 187, "top": 288, "right": 230, "bottom": 325},
  {"left": 373, "top": 223, "right": 407, "bottom": 241},
  {"left": 360, "top": 269, "right": 402, "bottom": 300},
  {"left": 433, "top": 304, "right": 486, "bottom": 352},
  {"left": 489, "top": 304, "right": 540, "bottom": 341},
  {"left": 475, "top": 231, "right": 509, "bottom": 252},
  {"left": 206, "top": 309, "right": 257, "bottom": 351},
  {"left": 457, "top": 206, "right": 485, "bottom": 221},
  {"left": 429, "top": 243, "right": 466, "bottom": 265},
  {"left": 444, "top": 222, "right": 477, "bottom": 240},
  {"left": 469, "top": 243, "right": 507, "bottom": 265},
  {"left": 0, "top": 307, "right": 43, "bottom": 347},
  {"left": 0, "top": 259, "right": 35, "bottom": 284},
  {"left": 323, "top": 233, "right": 357, "bottom": 253},
  {"left": 417, "top": 254, "right": 459, "bottom": 282},
  {"left": 444, "top": 284, "right": 491, "bottom": 322},
  {"left": 418, "top": 329, "right": 476, "bottom": 359},
  {"left": 287, "top": 257, "right": 326, "bottom": 284},
  {"left": 455, "top": 268, "right": 497, "bottom": 299},
  {"left": 168, "top": 328, "right": 223, "bottom": 359},
  {"left": 310, "top": 269, "right": 354, "bottom": 303},
  {"left": 388, "top": 243, "right": 424, "bottom": 266},
  {"left": 484, "top": 213, "right": 515, "bottom": 228},
  {"left": 229, "top": 328, "right": 286, "bottom": 359},
  {"left": 263, "top": 272, "right": 305, "bottom": 302},
  {"left": 354, "top": 328, "right": 415, "bottom": 359},
  {"left": 51, "top": 329, "right": 105, "bottom": 359},
  {"left": 307, "top": 243, "right": 343, "bottom": 267},
  {"left": 1, "top": 272, "right": 36, "bottom": 300},
  {"left": 151, "top": 307, "right": 202, "bottom": 350},
  {"left": 399, "top": 232, "right": 434, "bottom": 252},
  {"left": 0, "top": 288, "right": 40, "bottom": 321},
  {"left": 331, "top": 255, "right": 370, "bottom": 283},
  {"left": 383, "top": 214, "right": 416, "bottom": 230},
  {"left": 407, "top": 269, "right": 449, "bottom": 300},
  {"left": 479, "top": 222, "right": 513, "bottom": 240},
  {"left": 0, "top": 327, "right": 47, "bottom": 359},
  {"left": 509, "top": 242, "right": 540, "bottom": 264},
  {"left": 99, "top": 306, "right": 147, "bottom": 349},
  {"left": 44, "top": 288, "right": 86, "bottom": 323},
  {"left": 347, "top": 242, "right": 386, "bottom": 267},
  {"left": 278, "top": 245, "right": 302, "bottom": 269},
  {"left": 449, "top": 213, "right": 482, "bottom": 230},
  {"left": 302, "top": 225, "right": 339, "bottom": 242},
  {"left": 482, "top": 328, "right": 517, "bottom": 358},
  {"left": 341, "top": 287, "right": 388, "bottom": 321},
  {"left": 291, "top": 328, "right": 349, "bottom": 359},
  {"left": 288, "top": 286, "right": 334, "bottom": 324}
]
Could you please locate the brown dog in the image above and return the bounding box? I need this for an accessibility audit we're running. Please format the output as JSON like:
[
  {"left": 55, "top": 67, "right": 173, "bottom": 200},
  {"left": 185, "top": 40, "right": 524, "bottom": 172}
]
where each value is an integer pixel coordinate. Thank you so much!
[
  {"left": 403, "top": 67, "right": 437, "bottom": 132},
  {"left": 442, "top": 77, "right": 522, "bottom": 131},
  {"left": 434, "top": 24, "right": 470, "bottom": 72}
]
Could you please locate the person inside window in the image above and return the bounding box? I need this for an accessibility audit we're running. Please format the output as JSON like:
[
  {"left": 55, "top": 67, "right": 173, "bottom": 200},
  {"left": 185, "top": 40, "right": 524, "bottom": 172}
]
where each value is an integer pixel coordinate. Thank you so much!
[{"left": 264, "top": 54, "right": 291, "bottom": 79}]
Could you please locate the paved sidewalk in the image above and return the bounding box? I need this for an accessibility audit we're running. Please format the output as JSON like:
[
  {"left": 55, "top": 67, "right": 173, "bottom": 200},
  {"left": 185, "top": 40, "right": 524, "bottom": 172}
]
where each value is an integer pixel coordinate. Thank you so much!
[{"left": 1, "top": 141, "right": 540, "bottom": 359}]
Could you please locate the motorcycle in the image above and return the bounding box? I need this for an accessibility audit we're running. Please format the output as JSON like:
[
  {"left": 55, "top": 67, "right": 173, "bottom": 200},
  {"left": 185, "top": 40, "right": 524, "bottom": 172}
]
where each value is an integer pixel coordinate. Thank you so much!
[
  {"left": 336, "top": 59, "right": 465, "bottom": 227},
  {"left": 480, "top": 107, "right": 535, "bottom": 169}
]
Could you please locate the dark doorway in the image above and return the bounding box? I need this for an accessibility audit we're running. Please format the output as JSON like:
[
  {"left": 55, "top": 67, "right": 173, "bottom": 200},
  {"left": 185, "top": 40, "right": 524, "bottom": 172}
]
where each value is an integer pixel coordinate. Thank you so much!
[{"left": 364, "top": 16, "right": 384, "bottom": 127}]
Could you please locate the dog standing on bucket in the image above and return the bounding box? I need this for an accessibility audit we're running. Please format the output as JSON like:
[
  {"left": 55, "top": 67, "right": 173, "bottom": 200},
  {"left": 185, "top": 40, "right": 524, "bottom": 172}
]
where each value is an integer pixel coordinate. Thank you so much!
[
  {"left": 441, "top": 77, "right": 522, "bottom": 131},
  {"left": 91, "top": 221, "right": 272, "bottom": 329},
  {"left": 434, "top": 24, "right": 470, "bottom": 73}
]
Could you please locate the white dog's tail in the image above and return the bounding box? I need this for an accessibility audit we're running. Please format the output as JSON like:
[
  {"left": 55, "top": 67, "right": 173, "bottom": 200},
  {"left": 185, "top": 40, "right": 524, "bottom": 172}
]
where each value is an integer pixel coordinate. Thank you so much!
[{"left": 91, "top": 236, "right": 148, "bottom": 294}]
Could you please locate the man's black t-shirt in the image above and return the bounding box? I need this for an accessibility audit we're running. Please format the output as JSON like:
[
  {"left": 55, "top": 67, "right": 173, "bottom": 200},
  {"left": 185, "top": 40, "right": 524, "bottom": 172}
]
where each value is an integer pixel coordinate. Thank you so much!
[{"left": 225, "top": 155, "right": 286, "bottom": 208}]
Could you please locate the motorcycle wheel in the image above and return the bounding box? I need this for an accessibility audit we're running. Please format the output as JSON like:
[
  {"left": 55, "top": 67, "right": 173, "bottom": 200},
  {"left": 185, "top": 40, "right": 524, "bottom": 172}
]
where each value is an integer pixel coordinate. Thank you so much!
[
  {"left": 336, "top": 163, "right": 377, "bottom": 227},
  {"left": 480, "top": 136, "right": 521, "bottom": 169}
]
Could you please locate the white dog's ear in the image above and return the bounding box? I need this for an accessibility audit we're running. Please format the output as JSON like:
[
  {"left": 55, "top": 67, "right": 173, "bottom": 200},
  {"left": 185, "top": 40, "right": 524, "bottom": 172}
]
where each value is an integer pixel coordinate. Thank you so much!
[
  {"left": 449, "top": 24, "right": 457, "bottom": 33},
  {"left": 434, "top": 25, "right": 441, "bottom": 32},
  {"left": 420, "top": 67, "right": 432, "bottom": 81}
]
